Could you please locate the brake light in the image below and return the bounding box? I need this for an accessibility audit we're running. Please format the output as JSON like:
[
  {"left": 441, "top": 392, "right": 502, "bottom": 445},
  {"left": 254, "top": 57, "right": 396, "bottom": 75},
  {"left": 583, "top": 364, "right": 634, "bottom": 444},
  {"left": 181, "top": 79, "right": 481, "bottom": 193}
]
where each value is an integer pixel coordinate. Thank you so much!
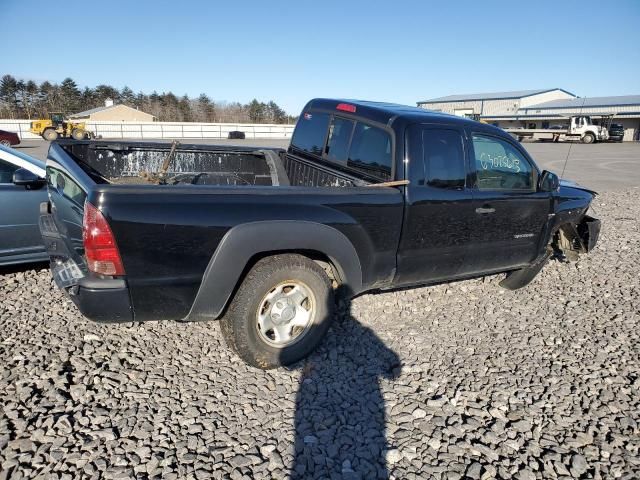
[
  {"left": 83, "top": 202, "right": 125, "bottom": 276},
  {"left": 336, "top": 103, "right": 356, "bottom": 113}
]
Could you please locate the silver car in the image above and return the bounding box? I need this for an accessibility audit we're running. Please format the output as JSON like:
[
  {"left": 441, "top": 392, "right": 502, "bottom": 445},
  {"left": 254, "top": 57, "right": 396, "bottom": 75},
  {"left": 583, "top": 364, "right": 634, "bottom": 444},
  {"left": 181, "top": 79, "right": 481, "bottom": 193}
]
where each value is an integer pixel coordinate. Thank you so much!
[{"left": 0, "top": 145, "right": 49, "bottom": 266}]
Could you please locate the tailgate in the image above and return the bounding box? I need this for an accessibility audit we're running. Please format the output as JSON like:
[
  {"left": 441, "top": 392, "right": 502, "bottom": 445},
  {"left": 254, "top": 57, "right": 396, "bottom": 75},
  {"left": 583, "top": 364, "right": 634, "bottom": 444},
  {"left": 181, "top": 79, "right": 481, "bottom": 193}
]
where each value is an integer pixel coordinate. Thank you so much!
[
  {"left": 41, "top": 142, "right": 94, "bottom": 285},
  {"left": 40, "top": 142, "right": 133, "bottom": 322}
]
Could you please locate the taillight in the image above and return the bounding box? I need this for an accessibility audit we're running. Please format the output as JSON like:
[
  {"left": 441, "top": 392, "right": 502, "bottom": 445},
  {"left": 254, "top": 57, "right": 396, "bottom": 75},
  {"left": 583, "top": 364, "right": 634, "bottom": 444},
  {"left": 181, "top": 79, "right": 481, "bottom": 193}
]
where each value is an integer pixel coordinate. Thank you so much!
[
  {"left": 83, "top": 202, "right": 125, "bottom": 276},
  {"left": 336, "top": 103, "right": 356, "bottom": 113}
]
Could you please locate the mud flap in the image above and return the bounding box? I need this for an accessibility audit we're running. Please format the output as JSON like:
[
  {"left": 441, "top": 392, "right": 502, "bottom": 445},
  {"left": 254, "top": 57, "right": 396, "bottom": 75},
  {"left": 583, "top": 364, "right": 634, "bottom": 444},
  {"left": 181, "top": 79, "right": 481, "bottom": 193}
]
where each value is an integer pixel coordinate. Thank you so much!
[{"left": 499, "top": 252, "right": 551, "bottom": 291}]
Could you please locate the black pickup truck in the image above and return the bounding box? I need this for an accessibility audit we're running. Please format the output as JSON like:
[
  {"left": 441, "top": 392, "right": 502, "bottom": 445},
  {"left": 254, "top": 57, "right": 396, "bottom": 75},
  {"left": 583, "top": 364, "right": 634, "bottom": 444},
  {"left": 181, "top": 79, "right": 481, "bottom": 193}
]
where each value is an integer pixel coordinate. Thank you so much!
[{"left": 39, "top": 99, "right": 600, "bottom": 368}]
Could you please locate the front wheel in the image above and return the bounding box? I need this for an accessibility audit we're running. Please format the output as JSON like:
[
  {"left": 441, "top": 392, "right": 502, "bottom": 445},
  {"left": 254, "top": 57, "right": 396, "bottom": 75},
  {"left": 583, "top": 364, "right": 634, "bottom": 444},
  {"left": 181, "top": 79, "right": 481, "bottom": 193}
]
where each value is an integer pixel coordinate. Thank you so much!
[
  {"left": 43, "top": 129, "right": 58, "bottom": 141},
  {"left": 582, "top": 133, "right": 595, "bottom": 144},
  {"left": 0, "top": 139, "right": 11, "bottom": 147},
  {"left": 219, "top": 254, "right": 335, "bottom": 369}
]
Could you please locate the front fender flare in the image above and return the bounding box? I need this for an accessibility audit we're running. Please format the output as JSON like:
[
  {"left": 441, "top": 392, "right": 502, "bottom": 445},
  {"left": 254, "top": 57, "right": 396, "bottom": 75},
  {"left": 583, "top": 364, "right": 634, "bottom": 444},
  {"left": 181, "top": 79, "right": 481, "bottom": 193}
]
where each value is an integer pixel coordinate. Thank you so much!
[{"left": 185, "top": 221, "right": 363, "bottom": 321}]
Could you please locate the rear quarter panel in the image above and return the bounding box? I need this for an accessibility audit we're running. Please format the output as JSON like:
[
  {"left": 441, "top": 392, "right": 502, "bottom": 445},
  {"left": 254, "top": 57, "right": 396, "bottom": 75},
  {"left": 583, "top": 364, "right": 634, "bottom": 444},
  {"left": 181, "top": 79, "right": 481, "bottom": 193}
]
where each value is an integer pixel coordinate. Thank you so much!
[{"left": 92, "top": 185, "right": 404, "bottom": 321}]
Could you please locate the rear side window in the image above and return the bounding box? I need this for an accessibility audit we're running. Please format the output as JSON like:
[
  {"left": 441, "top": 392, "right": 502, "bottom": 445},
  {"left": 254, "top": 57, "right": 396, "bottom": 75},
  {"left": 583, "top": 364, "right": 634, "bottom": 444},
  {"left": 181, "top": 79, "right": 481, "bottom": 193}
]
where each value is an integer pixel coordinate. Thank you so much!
[
  {"left": 0, "top": 159, "right": 18, "bottom": 184},
  {"left": 348, "top": 123, "right": 392, "bottom": 180},
  {"left": 290, "top": 112, "right": 330, "bottom": 156},
  {"left": 422, "top": 129, "right": 465, "bottom": 189},
  {"left": 472, "top": 135, "right": 535, "bottom": 191}
]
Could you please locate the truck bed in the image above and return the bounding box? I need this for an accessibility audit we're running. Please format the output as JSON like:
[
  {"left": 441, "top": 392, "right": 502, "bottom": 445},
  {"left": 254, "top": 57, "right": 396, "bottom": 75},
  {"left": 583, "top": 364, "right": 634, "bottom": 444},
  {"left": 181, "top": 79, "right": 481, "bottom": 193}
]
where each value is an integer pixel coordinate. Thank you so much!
[
  {"left": 56, "top": 140, "right": 362, "bottom": 188},
  {"left": 43, "top": 139, "right": 402, "bottom": 323}
]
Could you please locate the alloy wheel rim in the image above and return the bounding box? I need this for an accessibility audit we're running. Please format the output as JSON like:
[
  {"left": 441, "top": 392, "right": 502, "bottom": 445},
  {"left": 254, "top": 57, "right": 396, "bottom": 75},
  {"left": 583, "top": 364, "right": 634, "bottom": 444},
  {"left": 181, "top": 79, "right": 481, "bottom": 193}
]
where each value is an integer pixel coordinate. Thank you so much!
[{"left": 256, "top": 280, "right": 315, "bottom": 348}]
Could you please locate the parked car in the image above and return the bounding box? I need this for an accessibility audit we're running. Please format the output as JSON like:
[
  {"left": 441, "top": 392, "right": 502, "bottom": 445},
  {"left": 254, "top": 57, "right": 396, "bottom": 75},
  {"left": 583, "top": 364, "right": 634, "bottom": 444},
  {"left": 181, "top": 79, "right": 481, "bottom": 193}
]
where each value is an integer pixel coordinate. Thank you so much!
[
  {"left": 40, "top": 99, "right": 600, "bottom": 368},
  {"left": 608, "top": 123, "right": 625, "bottom": 142},
  {"left": 0, "top": 129, "right": 20, "bottom": 147},
  {"left": 0, "top": 145, "right": 48, "bottom": 266}
]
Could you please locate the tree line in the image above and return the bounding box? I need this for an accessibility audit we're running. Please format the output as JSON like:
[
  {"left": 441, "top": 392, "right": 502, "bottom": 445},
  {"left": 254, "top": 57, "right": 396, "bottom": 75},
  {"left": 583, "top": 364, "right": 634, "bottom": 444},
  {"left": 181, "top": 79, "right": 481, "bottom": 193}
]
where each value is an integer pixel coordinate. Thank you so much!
[{"left": 0, "top": 74, "right": 296, "bottom": 124}]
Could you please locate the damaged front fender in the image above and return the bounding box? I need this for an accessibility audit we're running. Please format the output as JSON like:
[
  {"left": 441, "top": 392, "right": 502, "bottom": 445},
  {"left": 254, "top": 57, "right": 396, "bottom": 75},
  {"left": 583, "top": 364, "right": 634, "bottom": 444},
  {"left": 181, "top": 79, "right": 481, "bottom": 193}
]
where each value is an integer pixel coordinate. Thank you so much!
[{"left": 554, "top": 214, "right": 601, "bottom": 261}]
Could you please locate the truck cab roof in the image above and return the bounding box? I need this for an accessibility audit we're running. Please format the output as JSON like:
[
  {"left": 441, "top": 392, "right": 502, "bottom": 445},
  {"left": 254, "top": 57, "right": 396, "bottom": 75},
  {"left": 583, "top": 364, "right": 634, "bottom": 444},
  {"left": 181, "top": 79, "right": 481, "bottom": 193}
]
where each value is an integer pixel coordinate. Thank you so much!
[{"left": 303, "top": 98, "right": 486, "bottom": 130}]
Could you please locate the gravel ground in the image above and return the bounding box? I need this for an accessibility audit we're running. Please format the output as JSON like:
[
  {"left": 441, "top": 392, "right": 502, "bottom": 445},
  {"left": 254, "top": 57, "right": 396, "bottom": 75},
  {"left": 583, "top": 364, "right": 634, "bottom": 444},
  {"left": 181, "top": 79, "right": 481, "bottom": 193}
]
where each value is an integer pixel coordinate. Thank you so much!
[{"left": 1, "top": 188, "right": 639, "bottom": 479}]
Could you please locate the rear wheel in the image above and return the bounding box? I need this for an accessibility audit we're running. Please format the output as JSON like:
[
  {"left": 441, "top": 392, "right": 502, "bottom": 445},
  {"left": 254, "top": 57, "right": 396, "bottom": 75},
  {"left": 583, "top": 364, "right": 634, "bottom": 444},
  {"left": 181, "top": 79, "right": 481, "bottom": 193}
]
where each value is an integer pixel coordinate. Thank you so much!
[
  {"left": 43, "top": 129, "right": 58, "bottom": 141},
  {"left": 0, "top": 139, "right": 10, "bottom": 147},
  {"left": 582, "top": 133, "right": 595, "bottom": 144},
  {"left": 219, "top": 254, "right": 335, "bottom": 369},
  {"left": 71, "top": 128, "right": 85, "bottom": 140}
]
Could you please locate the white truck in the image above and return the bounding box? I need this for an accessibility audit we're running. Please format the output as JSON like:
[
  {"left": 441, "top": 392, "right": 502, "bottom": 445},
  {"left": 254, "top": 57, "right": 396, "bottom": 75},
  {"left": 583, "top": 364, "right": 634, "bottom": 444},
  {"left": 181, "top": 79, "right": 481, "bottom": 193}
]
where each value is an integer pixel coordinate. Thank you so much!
[{"left": 505, "top": 116, "right": 609, "bottom": 144}]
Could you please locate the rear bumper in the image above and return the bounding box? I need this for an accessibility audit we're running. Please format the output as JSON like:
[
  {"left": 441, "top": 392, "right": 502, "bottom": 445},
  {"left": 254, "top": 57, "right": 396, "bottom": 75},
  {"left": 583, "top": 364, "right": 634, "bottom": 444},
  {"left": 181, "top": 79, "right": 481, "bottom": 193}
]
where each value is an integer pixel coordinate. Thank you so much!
[
  {"left": 41, "top": 208, "right": 134, "bottom": 323},
  {"left": 50, "top": 260, "right": 134, "bottom": 323},
  {"left": 67, "top": 279, "right": 133, "bottom": 323}
]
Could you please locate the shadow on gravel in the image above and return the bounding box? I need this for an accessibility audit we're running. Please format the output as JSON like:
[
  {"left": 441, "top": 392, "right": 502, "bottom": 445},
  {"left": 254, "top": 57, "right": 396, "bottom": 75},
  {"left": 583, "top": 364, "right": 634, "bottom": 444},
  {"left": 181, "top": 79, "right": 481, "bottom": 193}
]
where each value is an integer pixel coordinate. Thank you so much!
[
  {"left": 0, "top": 261, "right": 48, "bottom": 276},
  {"left": 287, "top": 298, "right": 401, "bottom": 479}
]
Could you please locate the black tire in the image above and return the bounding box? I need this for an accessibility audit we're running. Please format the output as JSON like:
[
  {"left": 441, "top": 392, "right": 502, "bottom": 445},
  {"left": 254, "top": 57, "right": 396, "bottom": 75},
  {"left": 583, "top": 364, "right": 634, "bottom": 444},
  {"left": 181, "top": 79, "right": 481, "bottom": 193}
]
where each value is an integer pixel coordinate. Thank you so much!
[
  {"left": 219, "top": 254, "right": 335, "bottom": 369},
  {"left": 582, "top": 133, "right": 595, "bottom": 144},
  {"left": 43, "top": 129, "right": 58, "bottom": 141},
  {"left": 71, "top": 128, "right": 86, "bottom": 140}
]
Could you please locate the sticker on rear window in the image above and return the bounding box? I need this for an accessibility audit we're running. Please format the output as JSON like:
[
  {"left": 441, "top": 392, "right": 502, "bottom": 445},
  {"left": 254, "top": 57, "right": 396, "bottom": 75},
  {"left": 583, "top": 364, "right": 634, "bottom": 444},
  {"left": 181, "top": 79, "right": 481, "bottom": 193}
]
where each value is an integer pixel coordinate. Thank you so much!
[{"left": 304, "top": 113, "right": 312, "bottom": 120}]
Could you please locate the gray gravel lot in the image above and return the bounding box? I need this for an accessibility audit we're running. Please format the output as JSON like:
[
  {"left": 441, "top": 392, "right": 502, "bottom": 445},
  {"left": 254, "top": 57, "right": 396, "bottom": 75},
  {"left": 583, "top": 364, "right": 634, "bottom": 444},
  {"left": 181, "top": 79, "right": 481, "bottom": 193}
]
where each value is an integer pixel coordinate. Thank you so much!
[{"left": 1, "top": 188, "right": 639, "bottom": 479}]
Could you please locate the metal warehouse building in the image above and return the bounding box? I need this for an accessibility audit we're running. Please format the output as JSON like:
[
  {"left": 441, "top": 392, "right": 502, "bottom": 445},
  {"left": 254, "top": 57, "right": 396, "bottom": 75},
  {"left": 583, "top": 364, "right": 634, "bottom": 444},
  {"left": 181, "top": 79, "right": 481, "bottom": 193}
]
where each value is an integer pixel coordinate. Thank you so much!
[{"left": 417, "top": 89, "right": 640, "bottom": 141}]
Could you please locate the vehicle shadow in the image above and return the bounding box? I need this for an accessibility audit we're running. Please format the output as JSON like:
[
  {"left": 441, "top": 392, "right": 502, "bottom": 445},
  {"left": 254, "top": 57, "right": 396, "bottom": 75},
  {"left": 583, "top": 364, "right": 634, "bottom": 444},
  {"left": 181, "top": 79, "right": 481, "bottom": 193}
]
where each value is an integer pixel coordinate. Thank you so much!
[
  {"left": 285, "top": 297, "right": 401, "bottom": 479},
  {"left": 0, "top": 261, "right": 48, "bottom": 276}
]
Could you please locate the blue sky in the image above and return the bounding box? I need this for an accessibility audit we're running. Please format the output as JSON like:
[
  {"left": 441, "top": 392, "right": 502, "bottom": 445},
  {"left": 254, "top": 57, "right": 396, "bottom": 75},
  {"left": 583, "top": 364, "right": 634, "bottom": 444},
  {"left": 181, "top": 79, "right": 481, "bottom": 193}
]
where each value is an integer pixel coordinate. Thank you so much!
[{"left": 2, "top": 0, "right": 639, "bottom": 114}]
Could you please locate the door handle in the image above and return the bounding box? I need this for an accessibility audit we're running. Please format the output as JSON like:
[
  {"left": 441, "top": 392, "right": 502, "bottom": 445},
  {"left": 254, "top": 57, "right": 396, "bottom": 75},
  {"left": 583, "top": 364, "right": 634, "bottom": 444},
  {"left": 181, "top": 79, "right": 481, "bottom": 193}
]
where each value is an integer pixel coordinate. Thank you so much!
[{"left": 475, "top": 207, "right": 495, "bottom": 214}]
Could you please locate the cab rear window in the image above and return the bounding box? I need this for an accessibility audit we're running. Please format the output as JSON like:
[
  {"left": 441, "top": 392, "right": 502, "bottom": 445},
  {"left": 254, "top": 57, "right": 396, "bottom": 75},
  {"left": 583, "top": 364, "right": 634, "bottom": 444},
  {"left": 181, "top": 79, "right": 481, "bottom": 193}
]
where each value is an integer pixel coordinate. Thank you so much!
[
  {"left": 348, "top": 123, "right": 391, "bottom": 180},
  {"left": 291, "top": 111, "right": 392, "bottom": 181},
  {"left": 290, "top": 112, "right": 330, "bottom": 156}
]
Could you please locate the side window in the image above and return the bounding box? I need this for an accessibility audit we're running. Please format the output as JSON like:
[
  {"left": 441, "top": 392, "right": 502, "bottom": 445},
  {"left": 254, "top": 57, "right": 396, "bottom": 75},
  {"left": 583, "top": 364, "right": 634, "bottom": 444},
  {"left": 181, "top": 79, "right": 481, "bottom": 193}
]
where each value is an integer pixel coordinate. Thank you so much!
[
  {"left": 348, "top": 123, "right": 392, "bottom": 181},
  {"left": 290, "top": 112, "right": 330, "bottom": 156},
  {"left": 325, "top": 116, "right": 354, "bottom": 163},
  {"left": 472, "top": 135, "right": 535, "bottom": 191},
  {"left": 0, "top": 159, "right": 18, "bottom": 184},
  {"left": 47, "top": 168, "right": 87, "bottom": 205},
  {"left": 422, "top": 129, "right": 465, "bottom": 189}
]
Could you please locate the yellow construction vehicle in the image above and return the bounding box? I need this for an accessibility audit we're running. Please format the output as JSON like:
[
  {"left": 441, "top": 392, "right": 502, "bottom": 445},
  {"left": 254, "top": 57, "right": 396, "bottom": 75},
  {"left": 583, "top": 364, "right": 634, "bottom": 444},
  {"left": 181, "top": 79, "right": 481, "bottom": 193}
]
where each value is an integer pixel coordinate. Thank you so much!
[{"left": 30, "top": 113, "right": 94, "bottom": 141}]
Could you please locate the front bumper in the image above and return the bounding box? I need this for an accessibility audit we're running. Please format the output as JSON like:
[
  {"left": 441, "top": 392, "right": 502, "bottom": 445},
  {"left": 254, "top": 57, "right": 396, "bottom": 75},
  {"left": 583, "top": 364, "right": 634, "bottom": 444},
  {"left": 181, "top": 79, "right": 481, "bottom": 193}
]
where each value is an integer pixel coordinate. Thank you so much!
[{"left": 577, "top": 215, "right": 601, "bottom": 252}]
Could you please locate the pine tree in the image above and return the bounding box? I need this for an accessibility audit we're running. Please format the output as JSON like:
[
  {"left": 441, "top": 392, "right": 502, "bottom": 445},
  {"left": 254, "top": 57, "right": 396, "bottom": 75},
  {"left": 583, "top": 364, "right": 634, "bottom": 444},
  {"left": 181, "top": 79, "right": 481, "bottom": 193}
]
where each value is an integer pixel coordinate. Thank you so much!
[{"left": 60, "top": 77, "right": 81, "bottom": 114}]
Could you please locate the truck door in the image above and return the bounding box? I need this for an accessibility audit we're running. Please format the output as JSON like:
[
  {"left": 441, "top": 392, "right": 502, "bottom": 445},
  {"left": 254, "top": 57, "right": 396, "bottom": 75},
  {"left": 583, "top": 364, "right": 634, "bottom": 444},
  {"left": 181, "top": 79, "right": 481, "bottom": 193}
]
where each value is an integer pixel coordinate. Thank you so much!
[
  {"left": 465, "top": 132, "right": 552, "bottom": 274},
  {"left": 395, "top": 124, "right": 476, "bottom": 285}
]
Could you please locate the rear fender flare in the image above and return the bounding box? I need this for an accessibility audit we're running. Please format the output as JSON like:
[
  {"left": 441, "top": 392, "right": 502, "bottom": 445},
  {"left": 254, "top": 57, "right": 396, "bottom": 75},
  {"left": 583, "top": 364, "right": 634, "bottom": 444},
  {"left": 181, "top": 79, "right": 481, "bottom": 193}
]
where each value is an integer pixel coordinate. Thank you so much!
[{"left": 185, "top": 221, "right": 363, "bottom": 321}]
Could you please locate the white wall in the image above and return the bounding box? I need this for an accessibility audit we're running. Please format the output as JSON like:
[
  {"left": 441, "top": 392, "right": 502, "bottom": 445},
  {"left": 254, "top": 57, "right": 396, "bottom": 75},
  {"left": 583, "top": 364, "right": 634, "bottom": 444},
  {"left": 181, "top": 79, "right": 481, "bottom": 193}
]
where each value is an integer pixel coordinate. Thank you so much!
[{"left": 0, "top": 120, "right": 295, "bottom": 140}]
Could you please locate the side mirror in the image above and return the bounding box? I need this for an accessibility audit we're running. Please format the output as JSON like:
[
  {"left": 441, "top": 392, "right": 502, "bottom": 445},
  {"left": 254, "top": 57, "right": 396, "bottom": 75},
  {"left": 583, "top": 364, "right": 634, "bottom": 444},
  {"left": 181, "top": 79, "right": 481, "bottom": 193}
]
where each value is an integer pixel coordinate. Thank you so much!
[
  {"left": 13, "top": 168, "right": 46, "bottom": 189},
  {"left": 539, "top": 170, "right": 559, "bottom": 192}
]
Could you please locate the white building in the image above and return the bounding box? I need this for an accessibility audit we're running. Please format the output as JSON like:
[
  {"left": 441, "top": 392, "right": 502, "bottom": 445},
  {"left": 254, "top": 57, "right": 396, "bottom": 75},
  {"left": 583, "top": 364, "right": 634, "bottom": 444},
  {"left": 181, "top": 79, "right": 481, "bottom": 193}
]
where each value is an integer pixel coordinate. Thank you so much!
[
  {"left": 417, "top": 89, "right": 640, "bottom": 141},
  {"left": 69, "top": 99, "right": 155, "bottom": 122}
]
